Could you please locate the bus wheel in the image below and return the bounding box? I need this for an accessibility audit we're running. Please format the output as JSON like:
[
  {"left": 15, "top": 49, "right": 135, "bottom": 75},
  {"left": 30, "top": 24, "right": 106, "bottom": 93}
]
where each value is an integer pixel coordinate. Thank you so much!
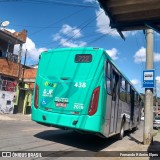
[{"left": 119, "top": 121, "right": 125, "bottom": 140}]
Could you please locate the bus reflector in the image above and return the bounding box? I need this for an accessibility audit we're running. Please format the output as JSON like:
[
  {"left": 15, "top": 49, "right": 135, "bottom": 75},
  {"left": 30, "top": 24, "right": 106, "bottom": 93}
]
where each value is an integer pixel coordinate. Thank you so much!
[
  {"left": 88, "top": 87, "right": 100, "bottom": 116},
  {"left": 34, "top": 84, "right": 39, "bottom": 109}
]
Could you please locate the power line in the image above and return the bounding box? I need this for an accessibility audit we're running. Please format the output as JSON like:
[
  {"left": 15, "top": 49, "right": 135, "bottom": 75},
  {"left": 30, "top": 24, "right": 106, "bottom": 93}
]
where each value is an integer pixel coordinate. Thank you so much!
[
  {"left": 11, "top": 24, "right": 109, "bottom": 29},
  {"left": 32, "top": 30, "right": 102, "bottom": 46},
  {"left": 29, "top": 7, "right": 88, "bottom": 36},
  {"left": 55, "top": 11, "right": 104, "bottom": 48},
  {"left": 32, "top": 0, "right": 97, "bottom": 8},
  {"left": 37, "top": 11, "right": 104, "bottom": 48},
  {"left": 87, "top": 30, "right": 114, "bottom": 46},
  {"left": 0, "top": 0, "right": 98, "bottom": 8},
  {"left": 29, "top": 29, "right": 113, "bottom": 47}
]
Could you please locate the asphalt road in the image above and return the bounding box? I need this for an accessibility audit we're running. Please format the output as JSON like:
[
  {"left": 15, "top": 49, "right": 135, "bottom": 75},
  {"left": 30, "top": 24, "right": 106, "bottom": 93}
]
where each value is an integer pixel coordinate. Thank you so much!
[{"left": 0, "top": 114, "right": 159, "bottom": 160}]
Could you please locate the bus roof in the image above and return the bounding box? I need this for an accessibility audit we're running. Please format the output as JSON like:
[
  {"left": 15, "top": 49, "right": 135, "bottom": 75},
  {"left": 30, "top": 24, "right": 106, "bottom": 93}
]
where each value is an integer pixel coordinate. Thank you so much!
[{"left": 44, "top": 47, "right": 103, "bottom": 53}]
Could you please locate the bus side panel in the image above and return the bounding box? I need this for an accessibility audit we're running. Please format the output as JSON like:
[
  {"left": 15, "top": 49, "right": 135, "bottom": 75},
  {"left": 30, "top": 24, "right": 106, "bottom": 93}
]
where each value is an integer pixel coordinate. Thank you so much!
[
  {"left": 134, "top": 103, "right": 141, "bottom": 127},
  {"left": 124, "top": 102, "right": 131, "bottom": 130},
  {"left": 103, "top": 94, "right": 112, "bottom": 137},
  {"left": 116, "top": 100, "right": 123, "bottom": 132},
  {"left": 103, "top": 90, "right": 125, "bottom": 137}
]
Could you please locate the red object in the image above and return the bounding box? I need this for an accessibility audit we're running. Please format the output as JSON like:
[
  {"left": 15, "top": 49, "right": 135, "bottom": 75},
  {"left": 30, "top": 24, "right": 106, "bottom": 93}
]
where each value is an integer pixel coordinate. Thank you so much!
[
  {"left": 88, "top": 87, "right": 100, "bottom": 116},
  {"left": 34, "top": 84, "right": 39, "bottom": 109},
  {"left": 12, "top": 82, "right": 17, "bottom": 86}
]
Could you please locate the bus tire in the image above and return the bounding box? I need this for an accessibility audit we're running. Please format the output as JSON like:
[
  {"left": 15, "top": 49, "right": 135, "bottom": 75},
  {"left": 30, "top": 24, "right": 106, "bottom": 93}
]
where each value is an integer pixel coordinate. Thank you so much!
[{"left": 119, "top": 120, "right": 125, "bottom": 140}]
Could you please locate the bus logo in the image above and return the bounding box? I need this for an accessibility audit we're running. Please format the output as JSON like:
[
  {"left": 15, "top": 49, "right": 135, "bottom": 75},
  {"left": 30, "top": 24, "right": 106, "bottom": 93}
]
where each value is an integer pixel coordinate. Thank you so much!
[
  {"left": 2, "top": 152, "right": 12, "bottom": 157},
  {"left": 44, "top": 81, "right": 57, "bottom": 88}
]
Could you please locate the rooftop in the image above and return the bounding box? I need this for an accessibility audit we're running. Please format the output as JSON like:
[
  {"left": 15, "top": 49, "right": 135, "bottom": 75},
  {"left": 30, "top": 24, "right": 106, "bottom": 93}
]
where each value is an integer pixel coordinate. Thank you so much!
[
  {"left": 98, "top": 0, "right": 160, "bottom": 39},
  {"left": 0, "top": 29, "right": 27, "bottom": 44}
]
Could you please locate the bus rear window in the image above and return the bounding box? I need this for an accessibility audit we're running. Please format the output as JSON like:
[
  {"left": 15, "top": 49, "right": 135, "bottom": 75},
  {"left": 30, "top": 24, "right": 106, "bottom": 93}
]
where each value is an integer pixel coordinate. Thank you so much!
[{"left": 75, "top": 54, "right": 92, "bottom": 63}]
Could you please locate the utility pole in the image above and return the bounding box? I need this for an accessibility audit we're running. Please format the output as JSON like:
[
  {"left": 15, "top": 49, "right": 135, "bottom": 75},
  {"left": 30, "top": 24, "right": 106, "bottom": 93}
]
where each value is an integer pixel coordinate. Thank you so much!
[
  {"left": 18, "top": 43, "right": 23, "bottom": 80},
  {"left": 22, "top": 49, "right": 27, "bottom": 83},
  {"left": 143, "top": 29, "right": 154, "bottom": 145}
]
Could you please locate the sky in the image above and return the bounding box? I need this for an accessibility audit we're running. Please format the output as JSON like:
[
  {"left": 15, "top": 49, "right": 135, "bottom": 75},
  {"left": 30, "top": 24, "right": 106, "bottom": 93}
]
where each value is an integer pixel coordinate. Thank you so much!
[{"left": 0, "top": 0, "right": 160, "bottom": 95}]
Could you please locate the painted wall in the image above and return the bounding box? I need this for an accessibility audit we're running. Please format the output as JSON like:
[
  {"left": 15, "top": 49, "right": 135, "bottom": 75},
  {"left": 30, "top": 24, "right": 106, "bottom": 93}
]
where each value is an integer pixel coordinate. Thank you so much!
[
  {"left": 22, "top": 90, "right": 33, "bottom": 114},
  {"left": 0, "top": 91, "right": 16, "bottom": 114}
]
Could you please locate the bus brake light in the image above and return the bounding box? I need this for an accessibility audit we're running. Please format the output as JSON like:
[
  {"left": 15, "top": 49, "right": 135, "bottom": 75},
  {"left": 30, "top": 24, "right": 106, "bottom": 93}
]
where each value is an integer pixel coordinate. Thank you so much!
[
  {"left": 88, "top": 87, "right": 100, "bottom": 116},
  {"left": 34, "top": 84, "right": 39, "bottom": 109}
]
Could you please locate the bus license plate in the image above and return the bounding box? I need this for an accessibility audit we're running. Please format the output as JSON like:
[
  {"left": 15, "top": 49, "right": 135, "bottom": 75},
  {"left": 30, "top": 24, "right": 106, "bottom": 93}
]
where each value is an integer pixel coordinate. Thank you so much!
[{"left": 55, "top": 102, "right": 67, "bottom": 108}]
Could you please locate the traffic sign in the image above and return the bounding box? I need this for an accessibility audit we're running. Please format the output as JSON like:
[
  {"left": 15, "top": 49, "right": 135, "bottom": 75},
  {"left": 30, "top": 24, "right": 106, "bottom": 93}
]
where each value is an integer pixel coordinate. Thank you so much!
[{"left": 142, "top": 70, "right": 155, "bottom": 88}]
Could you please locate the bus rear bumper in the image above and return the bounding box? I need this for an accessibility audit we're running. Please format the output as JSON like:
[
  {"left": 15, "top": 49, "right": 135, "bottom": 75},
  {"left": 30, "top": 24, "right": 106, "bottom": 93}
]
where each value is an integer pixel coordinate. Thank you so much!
[{"left": 32, "top": 107, "right": 102, "bottom": 133}]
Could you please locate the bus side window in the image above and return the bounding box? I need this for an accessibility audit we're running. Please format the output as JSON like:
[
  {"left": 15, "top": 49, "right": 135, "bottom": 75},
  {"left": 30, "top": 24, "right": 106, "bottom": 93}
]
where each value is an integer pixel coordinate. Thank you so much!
[
  {"left": 134, "top": 92, "right": 138, "bottom": 107},
  {"left": 126, "top": 83, "right": 131, "bottom": 104},
  {"left": 137, "top": 95, "right": 140, "bottom": 107},
  {"left": 106, "top": 61, "right": 111, "bottom": 78},
  {"left": 106, "top": 61, "right": 112, "bottom": 95},
  {"left": 120, "top": 77, "right": 126, "bottom": 102}
]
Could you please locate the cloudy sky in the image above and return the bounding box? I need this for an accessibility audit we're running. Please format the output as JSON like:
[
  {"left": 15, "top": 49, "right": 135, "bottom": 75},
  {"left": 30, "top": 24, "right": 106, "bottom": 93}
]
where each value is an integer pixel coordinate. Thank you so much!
[{"left": 1, "top": 0, "right": 160, "bottom": 94}]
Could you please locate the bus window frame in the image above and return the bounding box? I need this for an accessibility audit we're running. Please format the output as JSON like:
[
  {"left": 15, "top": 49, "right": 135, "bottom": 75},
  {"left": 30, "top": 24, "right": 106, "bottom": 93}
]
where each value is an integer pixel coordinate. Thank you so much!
[
  {"left": 106, "top": 61, "right": 112, "bottom": 95},
  {"left": 126, "top": 82, "right": 131, "bottom": 104},
  {"left": 120, "top": 76, "right": 127, "bottom": 102}
]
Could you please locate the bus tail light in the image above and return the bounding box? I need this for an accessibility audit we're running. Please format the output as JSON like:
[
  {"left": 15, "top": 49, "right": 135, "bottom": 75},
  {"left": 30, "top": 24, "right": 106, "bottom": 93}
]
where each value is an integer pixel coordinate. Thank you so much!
[
  {"left": 88, "top": 87, "right": 100, "bottom": 116},
  {"left": 34, "top": 84, "right": 39, "bottom": 109}
]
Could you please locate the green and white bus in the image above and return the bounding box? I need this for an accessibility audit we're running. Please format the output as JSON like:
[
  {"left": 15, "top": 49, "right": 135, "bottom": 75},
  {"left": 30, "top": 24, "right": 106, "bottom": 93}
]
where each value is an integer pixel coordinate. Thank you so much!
[{"left": 32, "top": 47, "right": 142, "bottom": 139}]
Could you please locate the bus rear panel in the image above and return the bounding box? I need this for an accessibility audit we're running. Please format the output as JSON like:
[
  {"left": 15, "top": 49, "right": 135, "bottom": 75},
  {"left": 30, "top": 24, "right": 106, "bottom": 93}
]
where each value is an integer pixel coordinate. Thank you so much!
[{"left": 32, "top": 48, "right": 106, "bottom": 135}]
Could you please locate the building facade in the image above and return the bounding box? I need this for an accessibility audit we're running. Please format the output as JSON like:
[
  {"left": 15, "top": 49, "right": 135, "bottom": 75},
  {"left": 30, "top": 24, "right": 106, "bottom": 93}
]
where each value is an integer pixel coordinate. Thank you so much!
[
  {"left": 0, "top": 28, "right": 27, "bottom": 114},
  {"left": 18, "top": 68, "right": 37, "bottom": 114}
]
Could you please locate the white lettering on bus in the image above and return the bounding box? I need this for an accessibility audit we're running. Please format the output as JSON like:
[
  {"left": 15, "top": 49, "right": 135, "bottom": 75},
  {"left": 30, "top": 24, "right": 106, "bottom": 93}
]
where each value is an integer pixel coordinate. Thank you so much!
[
  {"left": 74, "top": 103, "right": 84, "bottom": 110},
  {"left": 74, "top": 82, "right": 86, "bottom": 88}
]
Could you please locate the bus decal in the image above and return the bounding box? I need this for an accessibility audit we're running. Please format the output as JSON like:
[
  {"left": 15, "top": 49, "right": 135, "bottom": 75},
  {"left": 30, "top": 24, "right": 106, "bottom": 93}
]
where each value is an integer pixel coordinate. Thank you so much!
[
  {"left": 74, "top": 103, "right": 84, "bottom": 110},
  {"left": 54, "top": 97, "right": 68, "bottom": 103},
  {"left": 41, "top": 99, "right": 47, "bottom": 105},
  {"left": 74, "top": 82, "right": 86, "bottom": 88},
  {"left": 42, "top": 89, "right": 53, "bottom": 97},
  {"left": 44, "top": 81, "right": 57, "bottom": 88}
]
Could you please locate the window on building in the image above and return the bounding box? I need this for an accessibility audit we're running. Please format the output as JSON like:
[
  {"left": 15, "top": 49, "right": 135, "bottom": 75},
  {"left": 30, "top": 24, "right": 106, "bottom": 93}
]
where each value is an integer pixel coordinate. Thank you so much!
[{"left": 0, "top": 50, "right": 2, "bottom": 57}]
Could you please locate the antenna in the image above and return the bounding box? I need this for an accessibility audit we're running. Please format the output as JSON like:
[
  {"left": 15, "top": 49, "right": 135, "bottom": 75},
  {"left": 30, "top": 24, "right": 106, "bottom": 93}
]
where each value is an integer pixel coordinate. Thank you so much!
[{"left": 1, "top": 20, "right": 10, "bottom": 29}]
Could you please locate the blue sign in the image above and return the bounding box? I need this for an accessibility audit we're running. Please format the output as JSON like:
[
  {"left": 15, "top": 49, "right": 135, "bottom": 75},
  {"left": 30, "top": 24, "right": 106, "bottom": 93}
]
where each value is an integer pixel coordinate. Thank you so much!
[
  {"left": 41, "top": 99, "right": 47, "bottom": 106},
  {"left": 142, "top": 70, "right": 155, "bottom": 88}
]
